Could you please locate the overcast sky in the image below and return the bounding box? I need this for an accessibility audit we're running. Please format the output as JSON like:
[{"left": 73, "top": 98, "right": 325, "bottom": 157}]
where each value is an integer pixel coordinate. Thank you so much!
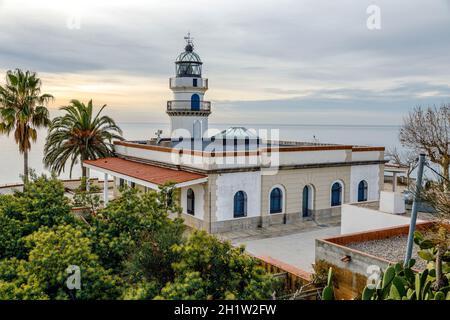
[{"left": 0, "top": 0, "right": 450, "bottom": 125}]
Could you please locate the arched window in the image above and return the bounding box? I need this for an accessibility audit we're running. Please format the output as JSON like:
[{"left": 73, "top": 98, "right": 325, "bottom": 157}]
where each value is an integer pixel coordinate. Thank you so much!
[
  {"left": 331, "top": 182, "right": 342, "bottom": 206},
  {"left": 187, "top": 188, "right": 195, "bottom": 215},
  {"left": 302, "top": 186, "right": 310, "bottom": 217},
  {"left": 233, "top": 191, "right": 247, "bottom": 218},
  {"left": 270, "top": 187, "right": 283, "bottom": 214},
  {"left": 358, "top": 180, "right": 368, "bottom": 202},
  {"left": 191, "top": 94, "right": 200, "bottom": 111}
]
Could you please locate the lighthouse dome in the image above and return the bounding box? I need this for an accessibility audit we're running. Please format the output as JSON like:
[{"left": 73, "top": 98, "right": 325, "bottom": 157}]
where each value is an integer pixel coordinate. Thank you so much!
[
  {"left": 176, "top": 46, "right": 202, "bottom": 63},
  {"left": 175, "top": 43, "right": 203, "bottom": 77}
]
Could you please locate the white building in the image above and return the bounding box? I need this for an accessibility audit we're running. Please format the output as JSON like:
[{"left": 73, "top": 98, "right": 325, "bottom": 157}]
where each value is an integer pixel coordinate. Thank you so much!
[{"left": 84, "top": 36, "right": 386, "bottom": 233}]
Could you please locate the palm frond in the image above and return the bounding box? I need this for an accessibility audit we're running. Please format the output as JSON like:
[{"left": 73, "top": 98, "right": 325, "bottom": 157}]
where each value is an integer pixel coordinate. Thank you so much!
[
  {"left": 0, "top": 69, "right": 52, "bottom": 156},
  {"left": 44, "top": 99, "right": 123, "bottom": 176}
]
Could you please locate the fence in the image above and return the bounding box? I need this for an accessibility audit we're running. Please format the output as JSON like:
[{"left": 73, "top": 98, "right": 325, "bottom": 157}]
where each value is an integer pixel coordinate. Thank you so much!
[{"left": 251, "top": 254, "right": 321, "bottom": 299}]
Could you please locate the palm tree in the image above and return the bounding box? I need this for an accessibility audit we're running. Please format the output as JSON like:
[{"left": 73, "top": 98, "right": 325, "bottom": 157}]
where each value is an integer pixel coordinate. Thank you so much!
[
  {"left": 0, "top": 69, "right": 53, "bottom": 182},
  {"left": 44, "top": 99, "right": 123, "bottom": 181}
]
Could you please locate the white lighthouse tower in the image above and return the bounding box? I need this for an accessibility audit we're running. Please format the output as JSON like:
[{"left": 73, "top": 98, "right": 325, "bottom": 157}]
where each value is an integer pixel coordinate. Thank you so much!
[{"left": 167, "top": 34, "right": 210, "bottom": 141}]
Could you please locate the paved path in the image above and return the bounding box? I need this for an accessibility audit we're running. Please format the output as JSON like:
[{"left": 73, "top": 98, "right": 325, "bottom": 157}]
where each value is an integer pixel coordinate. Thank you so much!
[{"left": 231, "top": 225, "right": 341, "bottom": 272}]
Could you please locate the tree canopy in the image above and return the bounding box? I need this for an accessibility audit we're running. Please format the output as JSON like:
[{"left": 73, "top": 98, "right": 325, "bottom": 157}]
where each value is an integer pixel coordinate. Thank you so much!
[
  {"left": 0, "top": 69, "right": 53, "bottom": 181},
  {"left": 399, "top": 104, "right": 450, "bottom": 185},
  {"left": 157, "top": 231, "right": 277, "bottom": 300},
  {"left": 0, "top": 175, "right": 276, "bottom": 300}
]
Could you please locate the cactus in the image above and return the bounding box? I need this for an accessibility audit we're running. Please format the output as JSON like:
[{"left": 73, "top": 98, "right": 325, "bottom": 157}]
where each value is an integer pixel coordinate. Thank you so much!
[
  {"left": 382, "top": 266, "right": 395, "bottom": 288},
  {"left": 321, "top": 267, "right": 335, "bottom": 300},
  {"left": 434, "top": 291, "right": 445, "bottom": 300},
  {"left": 390, "top": 276, "right": 407, "bottom": 299},
  {"left": 361, "top": 260, "right": 450, "bottom": 300},
  {"left": 322, "top": 286, "right": 334, "bottom": 300},
  {"left": 361, "top": 287, "right": 375, "bottom": 300},
  {"left": 350, "top": 231, "right": 449, "bottom": 301}
]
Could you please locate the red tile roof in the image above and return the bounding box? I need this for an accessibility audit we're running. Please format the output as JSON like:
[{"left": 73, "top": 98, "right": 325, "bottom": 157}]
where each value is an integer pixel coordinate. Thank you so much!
[{"left": 84, "top": 157, "right": 206, "bottom": 186}]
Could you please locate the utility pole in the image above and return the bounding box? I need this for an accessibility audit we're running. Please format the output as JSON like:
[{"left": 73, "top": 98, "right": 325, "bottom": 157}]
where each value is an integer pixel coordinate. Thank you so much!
[{"left": 404, "top": 153, "right": 426, "bottom": 266}]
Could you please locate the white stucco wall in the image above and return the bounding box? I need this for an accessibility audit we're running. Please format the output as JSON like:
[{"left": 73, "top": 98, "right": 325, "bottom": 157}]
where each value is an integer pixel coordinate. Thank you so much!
[
  {"left": 0, "top": 185, "right": 21, "bottom": 195},
  {"left": 170, "top": 116, "right": 208, "bottom": 139},
  {"left": 215, "top": 171, "right": 261, "bottom": 221},
  {"left": 172, "top": 91, "right": 205, "bottom": 101},
  {"left": 278, "top": 150, "right": 348, "bottom": 166},
  {"left": 379, "top": 191, "right": 406, "bottom": 214},
  {"left": 115, "top": 144, "right": 173, "bottom": 163},
  {"left": 350, "top": 164, "right": 380, "bottom": 202},
  {"left": 341, "top": 203, "right": 414, "bottom": 234},
  {"left": 351, "top": 151, "right": 383, "bottom": 161},
  {"left": 170, "top": 77, "right": 208, "bottom": 89},
  {"left": 180, "top": 183, "right": 205, "bottom": 220},
  {"left": 116, "top": 144, "right": 384, "bottom": 175}
]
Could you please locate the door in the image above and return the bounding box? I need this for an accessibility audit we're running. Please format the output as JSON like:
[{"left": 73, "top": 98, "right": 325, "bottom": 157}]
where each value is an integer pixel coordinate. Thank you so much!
[{"left": 191, "top": 94, "right": 200, "bottom": 111}]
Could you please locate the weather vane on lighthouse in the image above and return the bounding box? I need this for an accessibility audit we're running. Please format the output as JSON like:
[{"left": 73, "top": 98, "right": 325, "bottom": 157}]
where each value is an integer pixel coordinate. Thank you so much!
[{"left": 184, "top": 32, "right": 194, "bottom": 51}]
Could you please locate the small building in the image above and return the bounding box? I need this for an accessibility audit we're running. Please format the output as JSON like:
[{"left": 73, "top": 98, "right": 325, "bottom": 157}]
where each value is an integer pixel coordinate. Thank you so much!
[{"left": 84, "top": 36, "right": 386, "bottom": 233}]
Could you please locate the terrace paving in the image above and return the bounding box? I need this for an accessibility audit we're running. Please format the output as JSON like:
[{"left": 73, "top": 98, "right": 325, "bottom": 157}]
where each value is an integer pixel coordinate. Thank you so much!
[{"left": 217, "top": 217, "right": 341, "bottom": 272}]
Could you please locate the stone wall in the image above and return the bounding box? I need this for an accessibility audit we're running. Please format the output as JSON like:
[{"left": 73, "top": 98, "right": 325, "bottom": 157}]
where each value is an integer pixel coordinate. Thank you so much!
[
  {"left": 315, "top": 239, "right": 390, "bottom": 299},
  {"left": 178, "top": 212, "right": 207, "bottom": 231},
  {"left": 210, "top": 216, "right": 262, "bottom": 233}
]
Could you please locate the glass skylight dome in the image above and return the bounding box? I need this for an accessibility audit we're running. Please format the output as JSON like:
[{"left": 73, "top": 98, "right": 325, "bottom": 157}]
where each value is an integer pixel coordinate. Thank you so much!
[
  {"left": 175, "top": 44, "right": 203, "bottom": 77},
  {"left": 213, "top": 127, "right": 260, "bottom": 141}
]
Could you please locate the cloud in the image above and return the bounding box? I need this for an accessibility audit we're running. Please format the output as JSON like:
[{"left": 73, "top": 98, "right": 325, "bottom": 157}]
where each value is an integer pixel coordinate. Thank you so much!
[{"left": 0, "top": 0, "right": 449, "bottom": 125}]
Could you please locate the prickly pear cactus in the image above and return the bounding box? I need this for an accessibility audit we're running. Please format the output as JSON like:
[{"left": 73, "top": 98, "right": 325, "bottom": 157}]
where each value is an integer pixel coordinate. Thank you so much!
[
  {"left": 321, "top": 267, "right": 335, "bottom": 300},
  {"left": 361, "top": 259, "right": 450, "bottom": 300}
]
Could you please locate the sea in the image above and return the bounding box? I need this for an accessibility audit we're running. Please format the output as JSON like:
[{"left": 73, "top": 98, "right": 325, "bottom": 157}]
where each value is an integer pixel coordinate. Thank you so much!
[{"left": 0, "top": 123, "right": 402, "bottom": 186}]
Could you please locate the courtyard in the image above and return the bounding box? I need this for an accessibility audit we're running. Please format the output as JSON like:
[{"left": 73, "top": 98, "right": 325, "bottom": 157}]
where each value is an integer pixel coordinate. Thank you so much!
[{"left": 218, "top": 218, "right": 341, "bottom": 273}]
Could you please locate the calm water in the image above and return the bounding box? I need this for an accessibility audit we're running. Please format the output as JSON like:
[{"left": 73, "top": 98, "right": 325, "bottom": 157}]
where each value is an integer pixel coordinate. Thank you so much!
[{"left": 0, "top": 123, "right": 401, "bottom": 185}]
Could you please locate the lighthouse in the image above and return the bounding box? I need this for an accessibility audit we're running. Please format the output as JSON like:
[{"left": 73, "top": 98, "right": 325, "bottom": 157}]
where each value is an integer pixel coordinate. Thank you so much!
[{"left": 167, "top": 34, "right": 210, "bottom": 141}]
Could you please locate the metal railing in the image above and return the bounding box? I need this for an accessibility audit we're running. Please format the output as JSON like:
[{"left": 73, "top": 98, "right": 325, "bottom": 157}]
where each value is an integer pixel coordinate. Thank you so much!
[{"left": 167, "top": 100, "right": 211, "bottom": 111}]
